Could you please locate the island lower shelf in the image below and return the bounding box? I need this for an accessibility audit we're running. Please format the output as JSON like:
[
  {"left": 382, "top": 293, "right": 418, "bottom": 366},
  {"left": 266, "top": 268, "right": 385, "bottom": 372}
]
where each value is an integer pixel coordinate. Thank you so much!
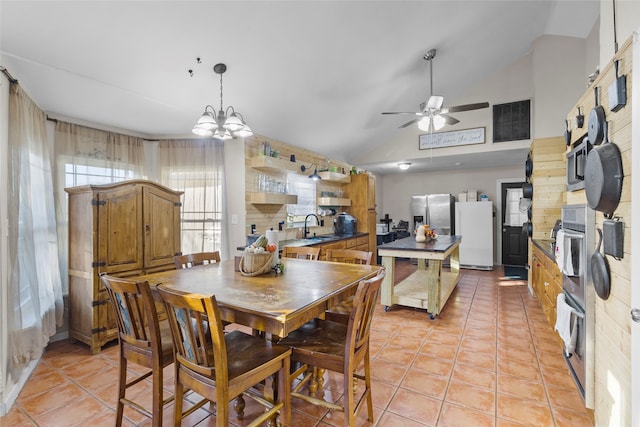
[{"left": 391, "top": 269, "right": 461, "bottom": 313}]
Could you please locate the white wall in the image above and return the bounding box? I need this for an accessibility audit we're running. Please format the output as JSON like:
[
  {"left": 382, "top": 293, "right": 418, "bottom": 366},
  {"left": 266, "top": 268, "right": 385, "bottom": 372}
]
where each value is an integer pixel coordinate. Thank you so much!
[
  {"left": 599, "top": 0, "right": 640, "bottom": 68},
  {"left": 379, "top": 165, "right": 522, "bottom": 264},
  {"left": 532, "top": 35, "right": 591, "bottom": 138},
  {"left": 224, "top": 138, "right": 246, "bottom": 259},
  {"left": 353, "top": 33, "right": 592, "bottom": 168}
]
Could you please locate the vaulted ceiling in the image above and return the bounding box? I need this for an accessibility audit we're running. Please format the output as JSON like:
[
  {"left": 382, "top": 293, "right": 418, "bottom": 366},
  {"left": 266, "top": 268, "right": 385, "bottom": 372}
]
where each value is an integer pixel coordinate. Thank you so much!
[{"left": 1, "top": 1, "right": 599, "bottom": 173}]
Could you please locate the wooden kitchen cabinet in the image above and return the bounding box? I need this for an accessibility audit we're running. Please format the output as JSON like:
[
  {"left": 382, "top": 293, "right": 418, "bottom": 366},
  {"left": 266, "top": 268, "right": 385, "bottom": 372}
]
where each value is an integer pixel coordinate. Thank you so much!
[
  {"left": 348, "top": 173, "right": 377, "bottom": 254},
  {"left": 311, "top": 234, "right": 369, "bottom": 261},
  {"left": 65, "top": 180, "right": 182, "bottom": 354},
  {"left": 531, "top": 243, "right": 562, "bottom": 328}
]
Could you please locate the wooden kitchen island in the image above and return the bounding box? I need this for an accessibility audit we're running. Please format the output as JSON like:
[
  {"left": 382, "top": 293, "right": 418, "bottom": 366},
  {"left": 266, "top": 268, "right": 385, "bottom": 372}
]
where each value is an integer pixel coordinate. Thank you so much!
[{"left": 378, "top": 235, "right": 462, "bottom": 318}]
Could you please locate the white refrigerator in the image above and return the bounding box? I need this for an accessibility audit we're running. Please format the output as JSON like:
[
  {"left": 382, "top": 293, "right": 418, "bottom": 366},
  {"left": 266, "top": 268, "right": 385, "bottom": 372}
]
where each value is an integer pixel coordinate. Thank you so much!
[{"left": 454, "top": 201, "right": 494, "bottom": 270}]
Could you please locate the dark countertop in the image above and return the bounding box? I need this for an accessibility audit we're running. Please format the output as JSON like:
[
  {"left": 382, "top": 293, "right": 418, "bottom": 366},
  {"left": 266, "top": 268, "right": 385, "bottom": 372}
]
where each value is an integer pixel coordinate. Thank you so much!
[
  {"left": 532, "top": 238, "right": 556, "bottom": 261},
  {"left": 237, "top": 232, "right": 368, "bottom": 251},
  {"left": 280, "top": 232, "right": 368, "bottom": 248},
  {"left": 377, "top": 235, "right": 462, "bottom": 253}
]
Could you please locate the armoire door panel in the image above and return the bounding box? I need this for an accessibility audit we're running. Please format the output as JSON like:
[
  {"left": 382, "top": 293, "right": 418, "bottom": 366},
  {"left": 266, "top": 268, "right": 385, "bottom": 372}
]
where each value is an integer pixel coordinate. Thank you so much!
[
  {"left": 97, "top": 186, "right": 144, "bottom": 273},
  {"left": 143, "top": 186, "right": 181, "bottom": 269}
]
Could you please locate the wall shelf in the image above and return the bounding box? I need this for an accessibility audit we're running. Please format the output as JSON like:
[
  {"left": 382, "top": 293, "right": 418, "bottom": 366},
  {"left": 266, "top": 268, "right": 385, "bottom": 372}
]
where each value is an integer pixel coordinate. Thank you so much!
[
  {"left": 317, "top": 171, "right": 351, "bottom": 183},
  {"left": 248, "top": 192, "right": 298, "bottom": 205},
  {"left": 250, "top": 156, "right": 299, "bottom": 174},
  {"left": 317, "top": 197, "right": 351, "bottom": 206}
]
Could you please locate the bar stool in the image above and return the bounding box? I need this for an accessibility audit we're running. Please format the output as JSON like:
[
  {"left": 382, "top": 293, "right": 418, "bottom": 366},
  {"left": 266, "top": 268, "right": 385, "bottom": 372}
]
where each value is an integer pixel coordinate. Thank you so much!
[{"left": 100, "top": 275, "right": 175, "bottom": 427}]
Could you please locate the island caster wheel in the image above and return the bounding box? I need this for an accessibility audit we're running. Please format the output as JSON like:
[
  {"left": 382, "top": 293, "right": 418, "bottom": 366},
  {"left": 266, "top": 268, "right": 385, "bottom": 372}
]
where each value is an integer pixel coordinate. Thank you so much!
[
  {"left": 384, "top": 306, "right": 390, "bottom": 312},
  {"left": 429, "top": 313, "right": 436, "bottom": 320}
]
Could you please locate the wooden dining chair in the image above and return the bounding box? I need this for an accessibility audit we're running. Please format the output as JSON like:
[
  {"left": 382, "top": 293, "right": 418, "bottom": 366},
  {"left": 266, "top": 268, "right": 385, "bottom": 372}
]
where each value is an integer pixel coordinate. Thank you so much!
[
  {"left": 157, "top": 285, "right": 292, "bottom": 427},
  {"left": 325, "top": 248, "right": 373, "bottom": 265},
  {"left": 324, "top": 249, "right": 374, "bottom": 324},
  {"left": 281, "top": 246, "right": 321, "bottom": 260},
  {"left": 278, "top": 268, "right": 385, "bottom": 427},
  {"left": 174, "top": 251, "right": 221, "bottom": 269},
  {"left": 100, "top": 275, "right": 175, "bottom": 427}
]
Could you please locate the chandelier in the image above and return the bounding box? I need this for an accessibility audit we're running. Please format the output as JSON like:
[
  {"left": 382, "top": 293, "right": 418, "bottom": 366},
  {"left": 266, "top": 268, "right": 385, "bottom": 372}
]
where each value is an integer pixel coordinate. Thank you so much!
[{"left": 192, "top": 63, "right": 253, "bottom": 139}]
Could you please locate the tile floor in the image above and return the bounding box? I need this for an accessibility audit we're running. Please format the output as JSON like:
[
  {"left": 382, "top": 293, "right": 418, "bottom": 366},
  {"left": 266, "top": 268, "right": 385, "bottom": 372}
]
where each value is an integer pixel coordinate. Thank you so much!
[{"left": 1, "top": 263, "right": 594, "bottom": 426}]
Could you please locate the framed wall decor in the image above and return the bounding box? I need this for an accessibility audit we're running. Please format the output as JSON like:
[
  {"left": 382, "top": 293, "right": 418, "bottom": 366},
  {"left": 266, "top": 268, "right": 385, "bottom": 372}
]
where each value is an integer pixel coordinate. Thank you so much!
[{"left": 419, "top": 127, "right": 486, "bottom": 150}]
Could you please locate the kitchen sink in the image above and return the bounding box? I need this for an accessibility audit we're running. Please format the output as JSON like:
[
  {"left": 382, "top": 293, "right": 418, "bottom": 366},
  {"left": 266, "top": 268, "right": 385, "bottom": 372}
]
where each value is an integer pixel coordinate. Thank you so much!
[{"left": 308, "top": 235, "right": 335, "bottom": 241}]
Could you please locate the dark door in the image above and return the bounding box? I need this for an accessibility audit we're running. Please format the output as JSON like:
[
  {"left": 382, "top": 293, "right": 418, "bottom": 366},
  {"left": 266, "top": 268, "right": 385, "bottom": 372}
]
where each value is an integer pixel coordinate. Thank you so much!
[{"left": 501, "top": 182, "right": 528, "bottom": 266}]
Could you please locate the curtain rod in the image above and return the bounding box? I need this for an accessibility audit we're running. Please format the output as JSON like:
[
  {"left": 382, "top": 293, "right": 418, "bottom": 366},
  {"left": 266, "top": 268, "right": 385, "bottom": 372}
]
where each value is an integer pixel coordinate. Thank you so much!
[
  {"left": 0, "top": 66, "right": 18, "bottom": 83},
  {"left": 46, "top": 115, "right": 158, "bottom": 141}
]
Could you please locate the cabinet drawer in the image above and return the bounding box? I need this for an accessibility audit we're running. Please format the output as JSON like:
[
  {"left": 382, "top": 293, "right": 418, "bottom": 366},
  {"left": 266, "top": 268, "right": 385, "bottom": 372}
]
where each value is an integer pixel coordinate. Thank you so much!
[
  {"left": 356, "top": 236, "right": 368, "bottom": 246},
  {"left": 345, "top": 238, "right": 357, "bottom": 249}
]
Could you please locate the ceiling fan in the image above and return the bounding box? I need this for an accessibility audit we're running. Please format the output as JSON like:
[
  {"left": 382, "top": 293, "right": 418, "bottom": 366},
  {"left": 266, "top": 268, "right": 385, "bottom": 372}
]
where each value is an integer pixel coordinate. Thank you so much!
[{"left": 382, "top": 49, "right": 489, "bottom": 132}]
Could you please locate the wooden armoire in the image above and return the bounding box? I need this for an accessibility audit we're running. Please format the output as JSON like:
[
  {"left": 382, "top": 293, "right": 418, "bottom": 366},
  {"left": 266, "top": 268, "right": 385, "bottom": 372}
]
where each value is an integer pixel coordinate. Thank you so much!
[{"left": 65, "top": 180, "right": 182, "bottom": 353}]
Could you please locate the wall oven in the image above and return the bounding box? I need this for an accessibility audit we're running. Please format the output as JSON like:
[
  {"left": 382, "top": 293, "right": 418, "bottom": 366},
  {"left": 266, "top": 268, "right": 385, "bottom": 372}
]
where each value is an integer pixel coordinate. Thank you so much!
[{"left": 559, "top": 204, "right": 594, "bottom": 407}]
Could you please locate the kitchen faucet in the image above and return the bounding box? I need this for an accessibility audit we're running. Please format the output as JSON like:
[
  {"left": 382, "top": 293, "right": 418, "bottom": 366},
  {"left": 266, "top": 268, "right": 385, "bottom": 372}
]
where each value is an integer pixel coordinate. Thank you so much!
[{"left": 303, "top": 214, "right": 320, "bottom": 239}]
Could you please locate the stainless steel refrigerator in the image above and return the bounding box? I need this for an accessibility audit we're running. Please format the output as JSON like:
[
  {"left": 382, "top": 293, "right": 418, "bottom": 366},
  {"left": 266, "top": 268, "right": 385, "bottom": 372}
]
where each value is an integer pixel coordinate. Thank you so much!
[{"left": 410, "top": 194, "right": 455, "bottom": 236}]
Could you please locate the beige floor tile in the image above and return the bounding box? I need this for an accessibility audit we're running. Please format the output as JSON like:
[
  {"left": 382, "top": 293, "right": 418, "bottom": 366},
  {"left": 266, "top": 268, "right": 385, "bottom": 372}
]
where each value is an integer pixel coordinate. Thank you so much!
[
  {"left": 445, "top": 380, "right": 496, "bottom": 415},
  {"left": 438, "top": 402, "right": 496, "bottom": 427},
  {"left": 1, "top": 264, "right": 596, "bottom": 427},
  {"left": 387, "top": 388, "right": 442, "bottom": 426}
]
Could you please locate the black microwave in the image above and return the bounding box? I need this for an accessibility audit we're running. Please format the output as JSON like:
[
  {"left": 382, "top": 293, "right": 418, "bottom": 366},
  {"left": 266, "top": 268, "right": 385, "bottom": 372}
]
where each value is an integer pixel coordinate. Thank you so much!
[{"left": 566, "top": 137, "right": 591, "bottom": 191}]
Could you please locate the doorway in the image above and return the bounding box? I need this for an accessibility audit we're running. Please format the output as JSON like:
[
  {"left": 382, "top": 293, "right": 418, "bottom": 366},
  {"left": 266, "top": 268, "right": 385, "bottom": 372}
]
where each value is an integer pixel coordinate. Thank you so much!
[{"left": 501, "top": 181, "right": 528, "bottom": 266}]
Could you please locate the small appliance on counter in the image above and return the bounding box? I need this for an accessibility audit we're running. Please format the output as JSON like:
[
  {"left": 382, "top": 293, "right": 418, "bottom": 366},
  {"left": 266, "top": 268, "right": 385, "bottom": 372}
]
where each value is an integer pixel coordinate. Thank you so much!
[{"left": 334, "top": 212, "right": 357, "bottom": 235}]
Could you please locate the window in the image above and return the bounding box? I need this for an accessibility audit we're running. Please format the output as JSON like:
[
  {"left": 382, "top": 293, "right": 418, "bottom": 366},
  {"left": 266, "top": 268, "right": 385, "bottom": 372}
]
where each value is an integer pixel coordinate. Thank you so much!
[
  {"left": 64, "top": 162, "right": 135, "bottom": 187},
  {"left": 163, "top": 169, "right": 223, "bottom": 254},
  {"left": 505, "top": 188, "right": 528, "bottom": 226},
  {"left": 286, "top": 172, "right": 316, "bottom": 227}
]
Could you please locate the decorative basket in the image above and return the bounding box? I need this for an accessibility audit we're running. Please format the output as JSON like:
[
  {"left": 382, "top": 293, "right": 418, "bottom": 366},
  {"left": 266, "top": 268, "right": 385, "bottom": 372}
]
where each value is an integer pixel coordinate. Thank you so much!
[{"left": 239, "top": 252, "right": 274, "bottom": 276}]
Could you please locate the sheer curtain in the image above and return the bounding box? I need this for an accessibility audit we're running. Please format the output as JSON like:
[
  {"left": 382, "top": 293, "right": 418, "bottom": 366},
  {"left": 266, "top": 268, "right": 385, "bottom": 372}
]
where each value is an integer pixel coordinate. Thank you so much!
[
  {"left": 158, "top": 139, "right": 229, "bottom": 259},
  {"left": 6, "top": 84, "right": 63, "bottom": 378},
  {"left": 53, "top": 121, "right": 145, "bottom": 295}
]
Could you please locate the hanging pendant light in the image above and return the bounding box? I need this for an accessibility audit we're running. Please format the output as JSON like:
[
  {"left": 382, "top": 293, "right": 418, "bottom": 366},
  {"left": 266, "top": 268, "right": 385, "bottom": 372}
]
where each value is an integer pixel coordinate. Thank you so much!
[{"left": 192, "top": 63, "right": 253, "bottom": 139}]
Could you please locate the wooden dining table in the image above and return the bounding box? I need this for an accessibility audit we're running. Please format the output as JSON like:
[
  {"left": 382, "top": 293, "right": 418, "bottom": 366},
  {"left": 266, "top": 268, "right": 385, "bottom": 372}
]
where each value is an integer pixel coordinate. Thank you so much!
[{"left": 135, "top": 258, "right": 382, "bottom": 338}]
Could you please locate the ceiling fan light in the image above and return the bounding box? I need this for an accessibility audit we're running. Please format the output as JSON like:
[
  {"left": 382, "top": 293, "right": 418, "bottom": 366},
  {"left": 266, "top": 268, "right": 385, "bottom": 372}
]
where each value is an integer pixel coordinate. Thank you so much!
[
  {"left": 223, "top": 113, "right": 244, "bottom": 132},
  {"left": 417, "top": 116, "right": 432, "bottom": 132},
  {"left": 427, "top": 95, "right": 444, "bottom": 110},
  {"left": 433, "top": 115, "right": 446, "bottom": 130},
  {"left": 398, "top": 162, "right": 411, "bottom": 170}
]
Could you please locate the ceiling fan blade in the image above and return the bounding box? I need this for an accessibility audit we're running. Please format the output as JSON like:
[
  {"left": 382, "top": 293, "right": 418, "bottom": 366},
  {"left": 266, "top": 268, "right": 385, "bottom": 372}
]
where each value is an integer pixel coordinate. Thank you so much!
[
  {"left": 439, "top": 114, "right": 460, "bottom": 126},
  {"left": 441, "top": 102, "right": 490, "bottom": 114},
  {"left": 399, "top": 119, "right": 419, "bottom": 128},
  {"left": 382, "top": 111, "right": 423, "bottom": 115}
]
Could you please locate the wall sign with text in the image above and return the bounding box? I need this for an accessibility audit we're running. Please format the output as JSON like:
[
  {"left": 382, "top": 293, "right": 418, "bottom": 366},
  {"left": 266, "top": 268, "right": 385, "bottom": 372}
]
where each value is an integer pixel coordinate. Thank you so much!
[{"left": 419, "top": 127, "right": 486, "bottom": 150}]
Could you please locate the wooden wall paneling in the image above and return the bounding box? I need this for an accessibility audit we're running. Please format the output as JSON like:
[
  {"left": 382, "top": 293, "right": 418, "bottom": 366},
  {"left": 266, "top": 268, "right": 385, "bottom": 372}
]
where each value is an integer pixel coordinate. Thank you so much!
[
  {"left": 530, "top": 136, "right": 566, "bottom": 240},
  {"left": 244, "top": 135, "right": 356, "bottom": 241},
  {"left": 576, "top": 36, "right": 633, "bottom": 427}
]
